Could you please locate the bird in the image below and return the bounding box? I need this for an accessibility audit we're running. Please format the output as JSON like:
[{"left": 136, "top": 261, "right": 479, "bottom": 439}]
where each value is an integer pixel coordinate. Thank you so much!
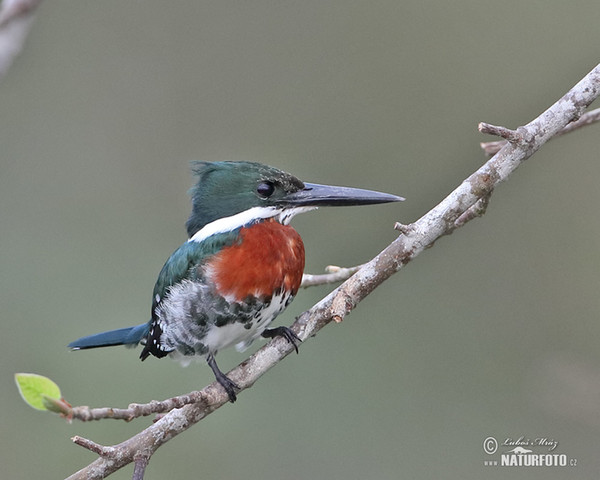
[{"left": 68, "top": 161, "right": 403, "bottom": 402}]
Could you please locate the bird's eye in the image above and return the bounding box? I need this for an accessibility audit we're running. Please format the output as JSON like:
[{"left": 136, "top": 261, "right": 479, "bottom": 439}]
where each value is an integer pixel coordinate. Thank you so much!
[{"left": 256, "top": 181, "right": 275, "bottom": 198}]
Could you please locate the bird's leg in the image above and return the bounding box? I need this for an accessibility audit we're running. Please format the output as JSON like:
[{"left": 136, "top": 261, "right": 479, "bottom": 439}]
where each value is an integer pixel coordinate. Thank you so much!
[
  {"left": 206, "top": 353, "right": 239, "bottom": 403},
  {"left": 261, "top": 326, "right": 302, "bottom": 354}
]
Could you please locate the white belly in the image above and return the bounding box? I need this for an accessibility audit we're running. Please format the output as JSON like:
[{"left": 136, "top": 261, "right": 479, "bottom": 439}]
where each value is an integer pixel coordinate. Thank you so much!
[{"left": 203, "top": 289, "right": 292, "bottom": 353}]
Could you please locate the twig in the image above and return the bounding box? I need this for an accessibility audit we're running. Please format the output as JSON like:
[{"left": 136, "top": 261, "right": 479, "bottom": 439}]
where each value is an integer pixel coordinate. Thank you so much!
[
  {"left": 69, "top": 391, "right": 204, "bottom": 422},
  {"left": 71, "top": 436, "right": 116, "bottom": 457},
  {"left": 0, "top": 0, "right": 40, "bottom": 26},
  {"left": 559, "top": 106, "right": 600, "bottom": 134},
  {"left": 454, "top": 194, "right": 491, "bottom": 228},
  {"left": 479, "top": 140, "right": 506, "bottom": 156},
  {"left": 480, "top": 106, "right": 600, "bottom": 155},
  {"left": 301, "top": 264, "right": 363, "bottom": 288},
  {"left": 65, "top": 63, "right": 600, "bottom": 479},
  {"left": 478, "top": 122, "right": 524, "bottom": 143},
  {"left": 0, "top": 0, "right": 43, "bottom": 79},
  {"left": 132, "top": 456, "right": 148, "bottom": 480}
]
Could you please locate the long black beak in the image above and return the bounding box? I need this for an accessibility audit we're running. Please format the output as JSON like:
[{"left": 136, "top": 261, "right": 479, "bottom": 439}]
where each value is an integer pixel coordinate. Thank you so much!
[{"left": 283, "top": 182, "right": 404, "bottom": 207}]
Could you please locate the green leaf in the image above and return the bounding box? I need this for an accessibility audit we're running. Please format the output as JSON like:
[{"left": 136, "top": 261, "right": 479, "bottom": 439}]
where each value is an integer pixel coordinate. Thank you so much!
[{"left": 15, "top": 373, "right": 62, "bottom": 411}]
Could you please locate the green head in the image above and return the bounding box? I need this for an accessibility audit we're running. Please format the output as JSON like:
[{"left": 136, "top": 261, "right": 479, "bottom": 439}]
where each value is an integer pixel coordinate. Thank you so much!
[{"left": 186, "top": 161, "right": 403, "bottom": 239}]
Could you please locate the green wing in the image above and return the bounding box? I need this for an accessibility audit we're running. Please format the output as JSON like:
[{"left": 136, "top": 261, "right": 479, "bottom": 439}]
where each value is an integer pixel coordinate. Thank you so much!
[{"left": 151, "top": 231, "right": 240, "bottom": 314}]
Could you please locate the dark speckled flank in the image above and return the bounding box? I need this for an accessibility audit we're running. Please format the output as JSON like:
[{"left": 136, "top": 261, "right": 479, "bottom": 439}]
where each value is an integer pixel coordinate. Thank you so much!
[{"left": 142, "top": 270, "right": 293, "bottom": 360}]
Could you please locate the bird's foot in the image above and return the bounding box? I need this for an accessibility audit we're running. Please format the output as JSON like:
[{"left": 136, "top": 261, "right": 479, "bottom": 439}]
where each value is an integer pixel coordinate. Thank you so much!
[
  {"left": 261, "top": 326, "right": 302, "bottom": 354},
  {"left": 216, "top": 373, "right": 240, "bottom": 403},
  {"left": 207, "top": 353, "right": 239, "bottom": 403}
]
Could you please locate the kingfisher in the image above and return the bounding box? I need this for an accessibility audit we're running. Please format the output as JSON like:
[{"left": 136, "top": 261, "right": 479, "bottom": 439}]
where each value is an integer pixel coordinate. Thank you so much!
[{"left": 69, "top": 161, "right": 403, "bottom": 402}]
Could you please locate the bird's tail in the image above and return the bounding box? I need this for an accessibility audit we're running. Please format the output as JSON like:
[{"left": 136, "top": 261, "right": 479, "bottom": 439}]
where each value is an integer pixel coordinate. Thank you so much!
[{"left": 68, "top": 323, "right": 149, "bottom": 350}]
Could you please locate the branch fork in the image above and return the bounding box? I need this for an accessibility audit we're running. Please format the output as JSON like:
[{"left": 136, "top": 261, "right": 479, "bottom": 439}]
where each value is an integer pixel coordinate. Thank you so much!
[{"left": 480, "top": 106, "right": 600, "bottom": 155}]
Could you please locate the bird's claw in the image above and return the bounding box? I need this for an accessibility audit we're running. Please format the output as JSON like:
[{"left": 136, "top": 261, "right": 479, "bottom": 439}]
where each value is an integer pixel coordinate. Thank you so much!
[{"left": 262, "top": 326, "right": 302, "bottom": 354}]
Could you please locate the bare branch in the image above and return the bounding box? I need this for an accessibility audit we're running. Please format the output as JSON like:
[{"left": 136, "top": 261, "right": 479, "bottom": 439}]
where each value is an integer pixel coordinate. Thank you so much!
[
  {"left": 329, "top": 64, "right": 600, "bottom": 320},
  {"left": 65, "top": 63, "right": 600, "bottom": 479},
  {"left": 480, "top": 106, "right": 600, "bottom": 155}
]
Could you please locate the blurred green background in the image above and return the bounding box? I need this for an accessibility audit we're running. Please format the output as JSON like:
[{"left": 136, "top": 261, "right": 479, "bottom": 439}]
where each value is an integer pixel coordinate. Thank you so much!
[{"left": 2, "top": 1, "right": 600, "bottom": 479}]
